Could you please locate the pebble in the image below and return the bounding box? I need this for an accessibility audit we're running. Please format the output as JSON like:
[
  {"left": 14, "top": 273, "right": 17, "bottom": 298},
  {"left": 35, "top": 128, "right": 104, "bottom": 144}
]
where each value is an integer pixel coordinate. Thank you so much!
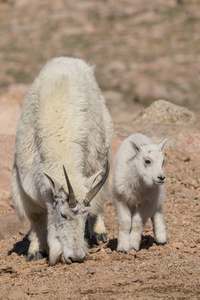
[{"left": 171, "top": 242, "right": 184, "bottom": 249}]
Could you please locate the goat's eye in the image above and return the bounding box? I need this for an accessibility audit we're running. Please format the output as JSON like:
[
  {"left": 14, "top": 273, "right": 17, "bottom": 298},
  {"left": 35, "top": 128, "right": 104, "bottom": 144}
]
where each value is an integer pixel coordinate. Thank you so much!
[
  {"left": 61, "top": 212, "right": 68, "bottom": 219},
  {"left": 63, "top": 197, "right": 70, "bottom": 204},
  {"left": 145, "top": 159, "right": 151, "bottom": 165}
]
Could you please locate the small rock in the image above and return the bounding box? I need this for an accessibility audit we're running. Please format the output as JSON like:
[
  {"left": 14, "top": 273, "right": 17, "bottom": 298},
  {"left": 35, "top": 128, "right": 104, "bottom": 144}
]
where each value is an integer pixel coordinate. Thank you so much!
[
  {"left": 132, "top": 277, "right": 139, "bottom": 282},
  {"left": 105, "top": 248, "right": 112, "bottom": 254},
  {"left": 100, "top": 248, "right": 105, "bottom": 253},
  {"left": 184, "top": 248, "right": 197, "bottom": 254},
  {"left": 171, "top": 242, "right": 184, "bottom": 249},
  {"left": 176, "top": 152, "right": 191, "bottom": 162},
  {"left": 27, "top": 285, "right": 49, "bottom": 295},
  {"left": 0, "top": 265, "right": 17, "bottom": 274}
]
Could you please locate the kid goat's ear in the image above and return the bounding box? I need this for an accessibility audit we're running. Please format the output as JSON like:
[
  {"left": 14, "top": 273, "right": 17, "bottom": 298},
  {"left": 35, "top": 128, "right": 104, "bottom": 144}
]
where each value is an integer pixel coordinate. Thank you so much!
[
  {"left": 159, "top": 138, "right": 168, "bottom": 150},
  {"left": 129, "top": 140, "right": 141, "bottom": 153}
]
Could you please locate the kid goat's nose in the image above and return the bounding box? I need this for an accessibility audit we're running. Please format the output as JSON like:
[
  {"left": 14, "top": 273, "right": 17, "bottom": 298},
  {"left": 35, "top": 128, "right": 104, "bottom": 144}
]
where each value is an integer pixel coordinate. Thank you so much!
[{"left": 158, "top": 175, "right": 165, "bottom": 182}]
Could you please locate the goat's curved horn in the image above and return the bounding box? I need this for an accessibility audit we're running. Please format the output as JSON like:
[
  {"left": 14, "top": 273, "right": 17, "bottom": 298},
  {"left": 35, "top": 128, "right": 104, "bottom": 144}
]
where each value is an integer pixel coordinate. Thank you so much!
[
  {"left": 63, "top": 166, "right": 77, "bottom": 208},
  {"left": 85, "top": 161, "right": 110, "bottom": 206}
]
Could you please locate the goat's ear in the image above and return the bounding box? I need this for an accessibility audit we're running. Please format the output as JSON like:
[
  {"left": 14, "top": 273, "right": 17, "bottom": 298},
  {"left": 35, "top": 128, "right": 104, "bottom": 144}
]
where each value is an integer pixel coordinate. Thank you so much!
[
  {"left": 129, "top": 140, "right": 141, "bottom": 154},
  {"left": 159, "top": 138, "right": 168, "bottom": 150},
  {"left": 84, "top": 170, "right": 102, "bottom": 190},
  {"left": 44, "top": 173, "right": 60, "bottom": 193}
]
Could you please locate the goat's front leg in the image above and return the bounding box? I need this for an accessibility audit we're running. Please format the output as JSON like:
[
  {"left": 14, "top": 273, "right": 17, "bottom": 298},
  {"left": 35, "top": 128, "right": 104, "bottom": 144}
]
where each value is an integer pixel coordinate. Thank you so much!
[
  {"left": 46, "top": 203, "right": 64, "bottom": 266},
  {"left": 27, "top": 213, "right": 48, "bottom": 261},
  {"left": 130, "top": 212, "right": 144, "bottom": 251},
  {"left": 151, "top": 208, "right": 167, "bottom": 245},
  {"left": 115, "top": 201, "right": 132, "bottom": 254},
  {"left": 87, "top": 211, "right": 107, "bottom": 245},
  {"left": 87, "top": 190, "right": 107, "bottom": 245}
]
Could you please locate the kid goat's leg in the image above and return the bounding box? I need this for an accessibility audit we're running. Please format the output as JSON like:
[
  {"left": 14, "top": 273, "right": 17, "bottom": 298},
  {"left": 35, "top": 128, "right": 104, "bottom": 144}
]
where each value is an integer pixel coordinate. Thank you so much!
[
  {"left": 115, "top": 201, "right": 132, "bottom": 253},
  {"left": 130, "top": 211, "right": 144, "bottom": 251},
  {"left": 151, "top": 208, "right": 167, "bottom": 245}
]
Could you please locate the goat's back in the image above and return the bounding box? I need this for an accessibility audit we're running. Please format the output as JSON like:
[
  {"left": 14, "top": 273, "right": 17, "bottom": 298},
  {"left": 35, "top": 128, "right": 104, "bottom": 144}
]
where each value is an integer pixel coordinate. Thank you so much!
[{"left": 14, "top": 57, "right": 112, "bottom": 201}]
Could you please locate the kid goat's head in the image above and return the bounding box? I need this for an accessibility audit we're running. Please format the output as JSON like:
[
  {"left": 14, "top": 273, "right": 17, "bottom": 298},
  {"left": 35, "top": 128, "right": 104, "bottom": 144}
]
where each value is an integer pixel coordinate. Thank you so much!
[
  {"left": 130, "top": 139, "right": 167, "bottom": 188},
  {"left": 44, "top": 161, "right": 109, "bottom": 265}
]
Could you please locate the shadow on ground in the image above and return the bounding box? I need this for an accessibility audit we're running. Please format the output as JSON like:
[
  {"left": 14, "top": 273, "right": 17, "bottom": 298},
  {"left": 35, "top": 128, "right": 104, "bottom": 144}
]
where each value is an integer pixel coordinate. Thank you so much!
[{"left": 8, "top": 234, "right": 29, "bottom": 256}]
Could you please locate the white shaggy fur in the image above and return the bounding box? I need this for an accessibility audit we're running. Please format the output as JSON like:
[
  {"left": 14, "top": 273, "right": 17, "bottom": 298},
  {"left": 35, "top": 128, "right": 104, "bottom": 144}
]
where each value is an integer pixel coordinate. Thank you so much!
[
  {"left": 113, "top": 133, "right": 167, "bottom": 253},
  {"left": 11, "top": 57, "right": 113, "bottom": 264}
]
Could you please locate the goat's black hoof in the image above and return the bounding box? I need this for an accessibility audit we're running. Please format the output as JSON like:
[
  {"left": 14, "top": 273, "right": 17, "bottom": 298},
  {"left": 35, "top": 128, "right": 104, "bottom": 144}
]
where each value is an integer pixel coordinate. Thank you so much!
[
  {"left": 92, "top": 234, "right": 99, "bottom": 245},
  {"left": 26, "top": 251, "right": 47, "bottom": 262},
  {"left": 26, "top": 252, "right": 35, "bottom": 262},
  {"left": 35, "top": 251, "right": 45, "bottom": 260},
  {"left": 91, "top": 233, "right": 108, "bottom": 245},
  {"left": 100, "top": 233, "right": 107, "bottom": 243},
  {"left": 117, "top": 250, "right": 127, "bottom": 254},
  {"left": 157, "top": 242, "right": 166, "bottom": 246}
]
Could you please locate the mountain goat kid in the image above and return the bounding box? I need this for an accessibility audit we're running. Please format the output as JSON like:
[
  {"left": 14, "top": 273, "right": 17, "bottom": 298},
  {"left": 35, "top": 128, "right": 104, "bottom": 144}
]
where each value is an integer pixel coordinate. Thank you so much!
[
  {"left": 113, "top": 133, "right": 167, "bottom": 253},
  {"left": 11, "top": 57, "right": 113, "bottom": 265}
]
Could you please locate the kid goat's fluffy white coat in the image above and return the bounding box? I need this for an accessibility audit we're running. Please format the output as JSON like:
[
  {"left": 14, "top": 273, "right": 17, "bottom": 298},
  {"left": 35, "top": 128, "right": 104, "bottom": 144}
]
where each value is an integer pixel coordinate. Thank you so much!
[
  {"left": 113, "top": 133, "right": 167, "bottom": 253},
  {"left": 11, "top": 57, "right": 113, "bottom": 265}
]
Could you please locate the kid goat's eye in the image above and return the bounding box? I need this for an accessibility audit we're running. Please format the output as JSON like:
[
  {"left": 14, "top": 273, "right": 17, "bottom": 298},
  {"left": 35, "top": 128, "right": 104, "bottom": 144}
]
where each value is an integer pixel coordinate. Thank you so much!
[{"left": 145, "top": 159, "right": 151, "bottom": 165}]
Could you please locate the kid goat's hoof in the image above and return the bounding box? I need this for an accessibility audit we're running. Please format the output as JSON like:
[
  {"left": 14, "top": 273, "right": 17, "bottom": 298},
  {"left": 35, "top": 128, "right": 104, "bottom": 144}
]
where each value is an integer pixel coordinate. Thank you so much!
[
  {"left": 157, "top": 242, "right": 167, "bottom": 246},
  {"left": 117, "top": 250, "right": 127, "bottom": 254}
]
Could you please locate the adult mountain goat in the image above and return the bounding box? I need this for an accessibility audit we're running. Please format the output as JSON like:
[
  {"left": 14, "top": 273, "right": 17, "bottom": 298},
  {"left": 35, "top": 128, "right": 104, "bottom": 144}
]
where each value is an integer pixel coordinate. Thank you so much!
[
  {"left": 11, "top": 57, "right": 113, "bottom": 265},
  {"left": 113, "top": 133, "right": 167, "bottom": 253}
]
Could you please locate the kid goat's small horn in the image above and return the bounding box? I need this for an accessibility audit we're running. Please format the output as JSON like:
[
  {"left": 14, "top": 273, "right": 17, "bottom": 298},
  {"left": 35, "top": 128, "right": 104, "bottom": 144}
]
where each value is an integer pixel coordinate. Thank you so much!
[
  {"left": 63, "top": 165, "right": 77, "bottom": 208},
  {"left": 84, "top": 161, "right": 110, "bottom": 206}
]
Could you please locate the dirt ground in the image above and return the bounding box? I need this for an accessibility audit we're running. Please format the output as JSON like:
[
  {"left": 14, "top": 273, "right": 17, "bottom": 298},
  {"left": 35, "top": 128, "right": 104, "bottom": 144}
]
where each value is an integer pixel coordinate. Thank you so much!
[
  {"left": 0, "top": 101, "right": 200, "bottom": 299},
  {"left": 0, "top": 0, "right": 200, "bottom": 299}
]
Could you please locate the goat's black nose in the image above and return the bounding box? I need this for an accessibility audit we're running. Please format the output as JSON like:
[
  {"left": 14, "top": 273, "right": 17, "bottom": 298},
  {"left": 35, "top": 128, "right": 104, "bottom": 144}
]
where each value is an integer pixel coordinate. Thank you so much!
[{"left": 158, "top": 175, "right": 165, "bottom": 181}]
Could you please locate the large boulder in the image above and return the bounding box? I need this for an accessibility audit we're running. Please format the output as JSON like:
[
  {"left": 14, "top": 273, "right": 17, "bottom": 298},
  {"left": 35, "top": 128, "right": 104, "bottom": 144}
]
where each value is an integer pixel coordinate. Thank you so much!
[
  {"left": 132, "top": 100, "right": 200, "bottom": 152},
  {"left": 133, "top": 99, "right": 196, "bottom": 125}
]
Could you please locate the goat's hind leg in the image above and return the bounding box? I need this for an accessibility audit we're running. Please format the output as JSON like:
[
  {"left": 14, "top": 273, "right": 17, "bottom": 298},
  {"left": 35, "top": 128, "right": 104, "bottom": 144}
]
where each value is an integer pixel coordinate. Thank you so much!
[{"left": 11, "top": 167, "right": 48, "bottom": 261}]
